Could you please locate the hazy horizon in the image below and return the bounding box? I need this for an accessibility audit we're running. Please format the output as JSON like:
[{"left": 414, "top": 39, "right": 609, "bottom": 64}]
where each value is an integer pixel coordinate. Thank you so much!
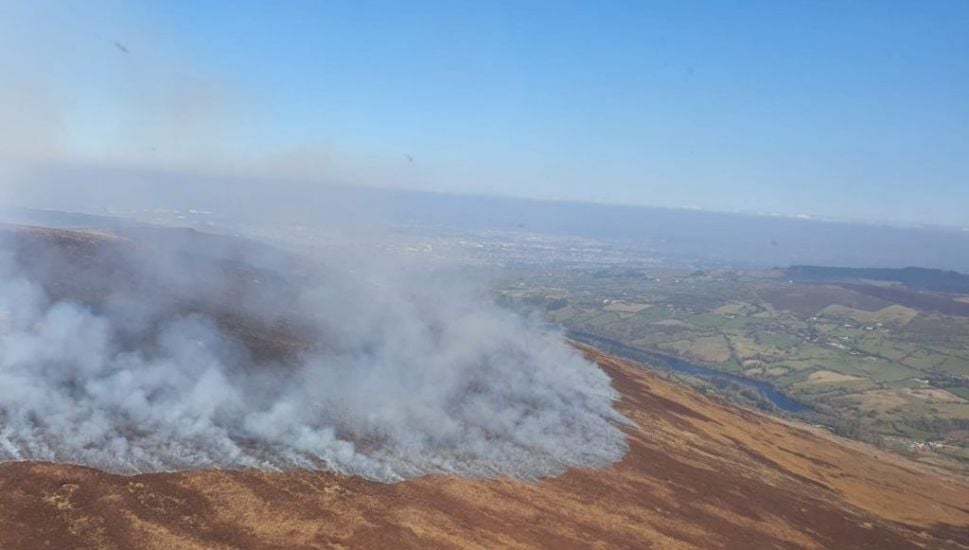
[
  {"left": 6, "top": 160, "right": 969, "bottom": 273},
  {"left": 6, "top": 159, "right": 969, "bottom": 231}
]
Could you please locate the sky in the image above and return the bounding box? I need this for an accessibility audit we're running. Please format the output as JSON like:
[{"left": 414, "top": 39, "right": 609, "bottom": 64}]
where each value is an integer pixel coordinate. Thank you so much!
[{"left": 0, "top": 0, "right": 967, "bottom": 226}]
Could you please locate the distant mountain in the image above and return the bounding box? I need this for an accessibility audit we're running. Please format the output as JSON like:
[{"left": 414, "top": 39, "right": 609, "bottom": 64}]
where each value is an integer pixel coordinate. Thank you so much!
[{"left": 787, "top": 265, "right": 969, "bottom": 294}]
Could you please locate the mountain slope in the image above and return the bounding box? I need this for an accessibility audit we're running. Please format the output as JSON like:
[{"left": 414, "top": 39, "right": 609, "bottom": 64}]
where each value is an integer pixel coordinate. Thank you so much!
[{"left": 1, "top": 347, "right": 966, "bottom": 549}]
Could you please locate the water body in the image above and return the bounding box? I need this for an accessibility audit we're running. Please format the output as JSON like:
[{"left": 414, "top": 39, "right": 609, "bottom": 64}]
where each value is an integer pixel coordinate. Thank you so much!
[{"left": 568, "top": 331, "right": 809, "bottom": 413}]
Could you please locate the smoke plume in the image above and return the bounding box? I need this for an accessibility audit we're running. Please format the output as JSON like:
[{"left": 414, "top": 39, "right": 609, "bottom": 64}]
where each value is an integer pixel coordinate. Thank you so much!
[{"left": 0, "top": 225, "right": 628, "bottom": 481}]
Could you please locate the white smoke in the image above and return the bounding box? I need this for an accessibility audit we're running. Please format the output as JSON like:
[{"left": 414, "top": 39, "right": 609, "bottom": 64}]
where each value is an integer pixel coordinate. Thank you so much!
[
  {"left": 0, "top": 0, "right": 631, "bottom": 484},
  {"left": 0, "top": 226, "right": 629, "bottom": 481}
]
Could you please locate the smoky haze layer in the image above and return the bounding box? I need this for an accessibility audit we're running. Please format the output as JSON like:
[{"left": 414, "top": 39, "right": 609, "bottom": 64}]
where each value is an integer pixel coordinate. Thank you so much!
[
  {"left": 11, "top": 164, "right": 969, "bottom": 272},
  {"left": 0, "top": 224, "right": 628, "bottom": 481}
]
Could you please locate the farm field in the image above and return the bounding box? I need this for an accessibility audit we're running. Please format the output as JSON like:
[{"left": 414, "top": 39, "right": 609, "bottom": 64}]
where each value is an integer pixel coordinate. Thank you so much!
[{"left": 498, "top": 267, "right": 969, "bottom": 469}]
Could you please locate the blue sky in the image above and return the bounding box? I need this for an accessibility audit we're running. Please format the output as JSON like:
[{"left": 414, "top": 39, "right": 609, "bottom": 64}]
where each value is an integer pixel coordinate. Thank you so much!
[{"left": 1, "top": 1, "right": 967, "bottom": 225}]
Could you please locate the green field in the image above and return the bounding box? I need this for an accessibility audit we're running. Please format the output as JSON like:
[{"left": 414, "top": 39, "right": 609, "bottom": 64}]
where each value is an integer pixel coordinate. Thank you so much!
[{"left": 497, "top": 267, "right": 969, "bottom": 468}]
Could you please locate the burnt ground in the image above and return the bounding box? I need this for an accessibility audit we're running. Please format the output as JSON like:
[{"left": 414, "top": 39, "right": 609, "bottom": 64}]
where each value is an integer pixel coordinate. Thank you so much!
[{"left": 0, "top": 348, "right": 966, "bottom": 549}]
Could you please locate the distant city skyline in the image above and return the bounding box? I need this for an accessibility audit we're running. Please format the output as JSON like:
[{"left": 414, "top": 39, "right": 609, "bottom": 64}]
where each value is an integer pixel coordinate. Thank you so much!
[{"left": 1, "top": 1, "right": 967, "bottom": 226}]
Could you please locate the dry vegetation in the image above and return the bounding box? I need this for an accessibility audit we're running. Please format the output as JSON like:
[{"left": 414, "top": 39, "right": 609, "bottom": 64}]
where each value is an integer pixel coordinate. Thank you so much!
[{"left": 1, "top": 348, "right": 966, "bottom": 549}]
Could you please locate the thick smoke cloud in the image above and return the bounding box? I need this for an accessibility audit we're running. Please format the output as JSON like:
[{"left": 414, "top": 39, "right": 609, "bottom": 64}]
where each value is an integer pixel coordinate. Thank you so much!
[{"left": 0, "top": 226, "right": 629, "bottom": 481}]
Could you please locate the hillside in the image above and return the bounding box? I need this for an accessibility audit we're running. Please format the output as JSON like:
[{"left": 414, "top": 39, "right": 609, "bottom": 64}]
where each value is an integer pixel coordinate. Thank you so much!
[
  {"left": 787, "top": 265, "right": 969, "bottom": 294},
  {"left": 0, "top": 348, "right": 966, "bottom": 549},
  {"left": 0, "top": 224, "right": 966, "bottom": 548}
]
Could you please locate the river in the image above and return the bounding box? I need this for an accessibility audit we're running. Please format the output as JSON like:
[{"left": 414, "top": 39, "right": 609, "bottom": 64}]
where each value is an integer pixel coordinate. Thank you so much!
[{"left": 567, "top": 331, "right": 810, "bottom": 413}]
